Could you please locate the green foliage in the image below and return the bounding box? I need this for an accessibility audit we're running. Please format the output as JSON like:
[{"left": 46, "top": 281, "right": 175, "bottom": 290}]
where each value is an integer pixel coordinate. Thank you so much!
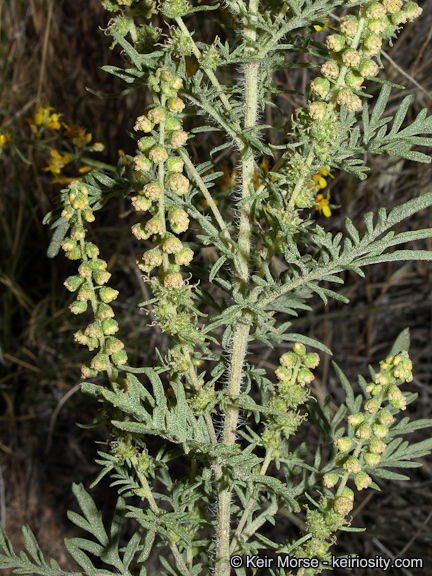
[{"left": 1, "top": 0, "right": 431, "bottom": 575}]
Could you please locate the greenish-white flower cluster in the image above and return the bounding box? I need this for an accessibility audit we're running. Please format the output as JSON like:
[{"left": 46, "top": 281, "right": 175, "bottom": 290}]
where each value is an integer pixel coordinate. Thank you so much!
[
  {"left": 310, "top": 0, "right": 422, "bottom": 114},
  {"left": 130, "top": 67, "right": 194, "bottom": 292},
  {"left": 61, "top": 181, "right": 127, "bottom": 378}
]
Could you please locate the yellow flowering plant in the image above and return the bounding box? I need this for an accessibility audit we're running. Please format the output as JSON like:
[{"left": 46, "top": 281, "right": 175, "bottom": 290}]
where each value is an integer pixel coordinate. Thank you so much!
[{"left": 2, "top": 0, "right": 432, "bottom": 575}]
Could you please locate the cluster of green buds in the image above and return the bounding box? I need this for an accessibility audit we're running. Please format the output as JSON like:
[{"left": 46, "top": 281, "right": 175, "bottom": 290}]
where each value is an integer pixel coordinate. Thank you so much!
[
  {"left": 262, "top": 343, "right": 320, "bottom": 457},
  {"left": 323, "top": 350, "right": 413, "bottom": 517},
  {"left": 60, "top": 181, "right": 128, "bottom": 379},
  {"left": 130, "top": 67, "right": 194, "bottom": 293},
  {"left": 309, "top": 0, "right": 422, "bottom": 115}
]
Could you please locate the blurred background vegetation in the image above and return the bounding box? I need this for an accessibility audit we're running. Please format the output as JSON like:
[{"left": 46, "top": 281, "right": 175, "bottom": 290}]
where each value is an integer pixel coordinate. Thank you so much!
[{"left": 0, "top": 0, "right": 431, "bottom": 574}]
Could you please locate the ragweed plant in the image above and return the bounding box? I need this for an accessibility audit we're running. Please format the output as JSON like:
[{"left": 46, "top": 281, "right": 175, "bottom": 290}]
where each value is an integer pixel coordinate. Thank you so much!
[{"left": 2, "top": 0, "right": 432, "bottom": 575}]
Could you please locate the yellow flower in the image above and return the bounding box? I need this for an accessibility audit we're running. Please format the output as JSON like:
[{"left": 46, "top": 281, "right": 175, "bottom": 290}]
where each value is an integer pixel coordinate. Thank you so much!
[
  {"left": 43, "top": 148, "right": 73, "bottom": 174},
  {"left": 314, "top": 192, "right": 332, "bottom": 217},
  {"left": 26, "top": 105, "right": 61, "bottom": 138},
  {"left": 63, "top": 123, "right": 92, "bottom": 148},
  {"left": 0, "top": 131, "right": 11, "bottom": 148}
]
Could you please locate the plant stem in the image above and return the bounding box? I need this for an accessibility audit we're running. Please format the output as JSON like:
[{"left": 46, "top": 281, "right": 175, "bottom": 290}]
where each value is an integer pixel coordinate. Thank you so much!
[{"left": 215, "top": 1, "right": 260, "bottom": 573}]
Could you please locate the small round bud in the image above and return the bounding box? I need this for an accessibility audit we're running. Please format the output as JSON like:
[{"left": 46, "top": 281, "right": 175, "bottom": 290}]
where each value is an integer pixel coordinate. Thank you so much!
[
  {"left": 143, "top": 182, "right": 162, "bottom": 200},
  {"left": 297, "top": 367, "right": 314, "bottom": 385},
  {"left": 134, "top": 154, "right": 152, "bottom": 173},
  {"left": 134, "top": 115, "right": 154, "bottom": 132},
  {"left": 162, "top": 237, "right": 183, "bottom": 254},
  {"left": 169, "top": 208, "right": 190, "bottom": 233},
  {"left": 170, "top": 130, "right": 188, "bottom": 148},
  {"left": 293, "top": 342, "right": 306, "bottom": 356},
  {"left": 359, "top": 59, "right": 379, "bottom": 78},
  {"left": 275, "top": 366, "right": 292, "bottom": 383},
  {"left": 171, "top": 77, "right": 183, "bottom": 90},
  {"left": 175, "top": 247, "right": 194, "bottom": 266},
  {"left": 91, "top": 353, "right": 109, "bottom": 372},
  {"left": 142, "top": 249, "right": 163, "bottom": 268},
  {"left": 147, "top": 107, "right": 166, "bottom": 124},
  {"left": 326, "top": 34, "right": 345, "bottom": 52},
  {"left": 85, "top": 242, "right": 100, "bottom": 259},
  {"left": 168, "top": 97, "right": 186, "bottom": 113},
  {"left": 365, "top": 2, "right": 387, "bottom": 19},
  {"left": 340, "top": 17, "right": 358, "bottom": 37},
  {"left": 131, "top": 195, "right": 152, "bottom": 212},
  {"left": 342, "top": 48, "right": 361, "bottom": 68},
  {"left": 138, "top": 136, "right": 157, "bottom": 152},
  {"left": 131, "top": 223, "right": 151, "bottom": 240},
  {"left": 402, "top": 1, "right": 423, "bottom": 21},
  {"left": 369, "top": 437, "right": 387, "bottom": 454},
  {"left": 345, "top": 70, "right": 364, "bottom": 90},
  {"left": 148, "top": 146, "right": 168, "bottom": 163},
  {"left": 93, "top": 270, "right": 112, "bottom": 285},
  {"left": 355, "top": 425, "right": 371, "bottom": 439},
  {"left": 85, "top": 321, "right": 103, "bottom": 339},
  {"left": 61, "top": 206, "right": 75, "bottom": 220},
  {"left": 342, "top": 487, "right": 354, "bottom": 501},
  {"left": 102, "top": 318, "right": 119, "bottom": 335},
  {"left": 334, "top": 497, "right": 354, "bottom": 516},
  {"left": 368, "top": 18, "right": 386, "bottom": 33},
  {"left": 364, "top": 398, "right": 379, "bottom": 414},
  {"left": 77, "top": 283, "right": 93, "bottom": 301},
  {"left": 82, "top": 208, "right": 95, "bottom": 222},
  {"left": 363, "top": 34, "right": 382, "bottom": 56},
  {"left": 343, "top": 456, "right": 362, "bottom": 474},
  {"left": 168, "top": 173, "right": 189, "bottom": 195},
  {"left": 164, "top": 272, "right": 184, "bottom": 290},
  {"left": 378, "top": 409, "right": 394, "bottom": 426},
  {"left": 308, "top": 102, "right": 327, "bottom": 120},
  {"left": 78, "top": 263, "right": 92, "bottom": 278},
  {"left": 96, "top": 303, "right": 115, "bottom": 320},
  {"left": 335, "top": 437, "right": 353, "bottom": 452},
  {"left": 321, "top": 61, "right": 339, "bottom": 79},
  {"left": 81, "top": 363, "right": 99, "bottom": 379},
  {"left": 364, "top": 452, "right": 381, "bottom": 467},
  {"left": 61, "top": 237, "right": 76, "bottom": 252},
  {"left": 105, "top": 337, "right": 125, "bottom": 355},
  {"left": 71, "top": 224, "right": 85, "bottom": 240},
  {"left": 279, "top": 352, "right": 298, "bottom": 368},
  {"left": 166, "top": 157, "right": 184, "bottom": 173},
  {"left": 382, "top": 0, "right": 403, "bottom": 13},
  {"left": 69, "top": 300, "right": 88, "bottom": 315},
  {"left": 112, "top": 349, "right": 128, "bottom": 366},
  {"left": 64, "top": 275, "right": 84, "bottom": 292},
  {"left": 311, "top": 77, "right": 330, "bottom": 98},
  {"left": 304, "top": 352, "right": 320, "bottom": 369},
  {"left": 372, "top": 423, "right": 389, "bottom": 438},
  {"left": 348, "top": 413, "right": 365, "bottom": 427},
  {"left": 336, "top": 89, "right": 362, "bottom": 111},
  {"left": 323, "top": 473, "right": 339, "bottom": 488},
  {"left": 165, "top": 116, "right": 182, "bottom": 131},
  {"left": 355, "top": 472, "right": 372, "bottom": 491},
  {"left": 145, "top": 217, "right": 164, "bottom": 235},
  {"left": 99, "top": 286, "right": 119, "bottom": 303}
]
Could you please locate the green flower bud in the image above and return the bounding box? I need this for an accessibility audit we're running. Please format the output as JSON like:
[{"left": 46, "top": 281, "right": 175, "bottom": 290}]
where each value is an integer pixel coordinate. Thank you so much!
[
  {"left": 343, "top": 456, "right": 362, "bottom": 474},
  {"left": 378, "top": 409, "right": 394, "bottom": 426},
  {"left": 363, "top": 33, "right": 382, "bottom": 56},
  {"left": 348, "top": 413, "right": 366, "bottom": 428},
  {"left": 342, "top": 48, "right": 361, "bottom": 68},
  {"left": 275, "top": 366, "right": 292, "bottom": 383},
  {"left": 175, "top": 247, "right": 194, "bottom": 266},
  {"left": 168, "top": 173, "right": 189, "bottom": 195},
  {"left": 145, "top": 217, "right": 164, "bottom": 235},
  {"left": 102, "top": 318, "right": 119, "bottom": 335},
  {"left": 170, "top": 130, "right": 188, "bottom": 148},
  {"left": 142, "top": 248, "right": 163, "bottom": 268},
  {"left": 105, "top": 337, "right": 125, "bottom": 354},
  {"left": 168, "top": 207, "right": 190, "bottom": 233},
  {"left": 71, "top": 224, "right": 85, "bottom": 240},
  {"left": 326, "top": 34, "right": 345, "bottom": 52},
  {"left": 138, "top": 136, "right": 157, "bottom": 152},
  {"left": 82, "top": 208, "right": 95, "bottom": 223},
  {"left": 200, "top": 44, "right": 221, "bottom": 70},
  {"left": 168, "top": 97, "right": 185, "bottom": 113},
  {"left": 85, "top": 321, "right": 103, "bottom": 339},
  {"left": 162, "top": 237, "right": 183, "bottom": 254},
  {"left": 161, "top": 0, "right": 190, "bottom": 19},
  {"left": 323, "top": 472, "right": 339, "bottom": 488},
  {"left": 112, "top": 349, "right": 128, "bottom": 366},
  {"left": 61, "top": 205, "right": 75, "bottom": 220},
  {"left": 134, "top": 154, "right": 152, "bottom": 173},
  {"left": 345, "top": 70, "right": 364, "bottom": 90},
  {"left": 149, "top": 146, "right": 169, "bottom": 163},
  {"left": 61, "top": 237, "right": 76, "bottom": 252},
  {"left": 335, "top": 437, "right": 353, "bottom": 452},
  {"left": 382, "top": 0, "right": 403, "bottom": 13},
  {"left": 359, "top": 58, "right": 379, "bottom": 77},
  {"left": 134, "top": 115, "right": 154, "bottom": 132},
  {"left": 77, "top": 283, "right": 93, "bottom": 301},
  {"left": 334, "top": 496, "right": 354, "bottom": 515},
  {"left": 365, "top": 2, "right": 387, "bottom": 19},
  {"left": 321, "top": 61, "right": 339, "bottom": 79},
  {"left": 142, "top": 182, "right": 162, "bottom": 200},
  {"left": 311, "top": 77, "right": 330, "bottom": 98},
  {"left": 99, "top": 287, "right": 119, "bottom": 303},
  {"left": 69, "top": 300, "right": 88, "bottom": 315},
  {"left": 304, "top": 352, "right": 320, "bottom": 369},
  {"left": 298, "top": 367, "right": 314, "bottom": 385},
  {"left": 336, "top": 89, "right": 362, "bottom": 112},
  {"left": 93, "top": 270, "right": 112, "bottom": 285},
  {"left": 157, "top": 299, "right": 177, "bottom": 317},
  {"left": 364, "top": 398, "right": 379, "bottom": 414},
  {"left": 166, "top": 157, "right": 184, "bottom": 173},
  {"left": 355, "top": 472, "right": 372, "bottom": 491},
  {"left": 131, "top": 195, "right": 152, "bottom": 212},
  {"left": 132, "top": 222, "right": 152, "bottom": 240},
  {"left": 364, "top": 452, "right": 381, "bottom": 467},
  {"left": 78, "top": 263, "right": 92, "bottom": 278},
  {"left": 368, "top": 18, "right": 387, "bottom": 33},
  {"left": 90, "top": 353, "right": 109, "bottom": 372},
  {"left": 165, "top": 115, "right": 182, "bottom": 131},
  {"left": 372, "top": 423, "right": 389, "bottom": 438},
  {"left": 96, "top": 302, "right": 115, "bottom": 320},
  {"left": 164, "top": 272, "right": 184, "bottom": 290},
  {"left": 64, "top": 275, "right": 84, "bottom": 292},
  {"left": 280, "top": 351, "right": 298, "bottom": 368},
  {"left": 369, "top": 437, "right": 387, "bottom": 454},
  {"left": 341, "top": 487, "right": 354, "bottom": 501},
  {"left": 355, "top": 424, "right": 371, "bottom": 439},
  {"left": 308, "top": 102, "right": 327, "bottom": 120},
  {"left": 340, "top": 16, "right": 358, "bottom": 37},
  {"left": 293, "top": 342, "right": 306, "bottom": 356},
  {"left": 191, "top": 387, "right": 215, "bottom": 411},
  {"left": 81, "top": 363, "right": 99, "bottom": 379},
  {"left": 402, "top": 1, "right": 422, "bottom": 21},
  {"left": 85, "top": 242, "right": 100, "bottom": 259}
]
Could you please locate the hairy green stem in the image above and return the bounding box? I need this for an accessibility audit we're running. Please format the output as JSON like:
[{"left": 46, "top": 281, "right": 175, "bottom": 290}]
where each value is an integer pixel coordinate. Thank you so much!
[{"left": 215, "top": 1, "right": 260, "bottom": 573}]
